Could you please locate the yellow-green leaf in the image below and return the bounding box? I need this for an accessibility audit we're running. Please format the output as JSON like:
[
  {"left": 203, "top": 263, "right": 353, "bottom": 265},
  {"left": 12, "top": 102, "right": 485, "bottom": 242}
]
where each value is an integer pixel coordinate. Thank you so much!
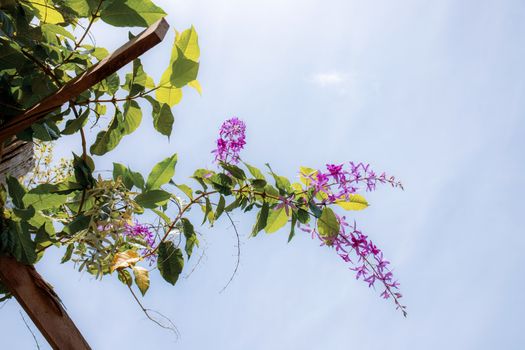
[
  {"left": 133, "top": 266, "right": 150, "bottom": 296},
  {"left": 27, "top": 0, "right": 65, "bottom": 24},
  {"left": 317, "top": 207, "right": 339, "bottom": 245},
  {"left": 188, "top": 80, "right": 202, "bottom": 95},
  {"left": 156, "top": 80, "right": 182, "bottom": 107},
  {"left": 335, "top": 194, "right": 369, "bottom": 211},
  {"left": 299, "top": 166, "right": 317, "bottom": 186},
  {"left": 176, "top": 26, "right": 200, "bottom": 61},
  {"left": 265, "top": 208, "right": 289, "bottom": 234}
]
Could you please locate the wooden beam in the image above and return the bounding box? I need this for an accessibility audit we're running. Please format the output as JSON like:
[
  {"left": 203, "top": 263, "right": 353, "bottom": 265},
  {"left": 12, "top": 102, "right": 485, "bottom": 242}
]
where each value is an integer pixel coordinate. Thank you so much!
[
  {"left": 0, "top": 256, "right": 91, "bottom": 350},
  {"left": 0, "top": 17, "right": 170, "bottom": 142}
]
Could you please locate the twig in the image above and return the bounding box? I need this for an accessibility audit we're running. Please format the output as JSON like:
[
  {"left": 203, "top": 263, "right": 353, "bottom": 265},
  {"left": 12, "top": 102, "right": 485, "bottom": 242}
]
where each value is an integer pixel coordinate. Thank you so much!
[
  {"left": 219, "top": 211, "right": 241, "bottom": 293},
  {"left": 118, "top": 271, "right": 180, "bottom": 338},
  {"left": 19, "top": 310, "right": 41, "bottom": 350}
]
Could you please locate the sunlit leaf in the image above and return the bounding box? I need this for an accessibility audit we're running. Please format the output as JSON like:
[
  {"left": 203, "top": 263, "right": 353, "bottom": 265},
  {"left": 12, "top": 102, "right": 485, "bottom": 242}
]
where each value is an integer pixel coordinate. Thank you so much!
[
  {"left": 27, "top": 0, "right": 65, "bottom": 24},
  {"left": 146, "top": 154, "right": 178, "bottom": 190},
  {"left": 335, "top": 194, "right": 369, "bottom": 211},
  {"left": 100, "top": 0, "right": 166, "bottom": 27},
  {"left": 111, "top": 250, "right": 140, "bottom": 272},
  {"left": 317, "top": 207, "right": 339, "bottom": 245},
  {"left": 133, "top": 266, "right": 150, "bottom": 296},
  {"left": 265, "top": 207, "right": 289, "bottom": 234}
]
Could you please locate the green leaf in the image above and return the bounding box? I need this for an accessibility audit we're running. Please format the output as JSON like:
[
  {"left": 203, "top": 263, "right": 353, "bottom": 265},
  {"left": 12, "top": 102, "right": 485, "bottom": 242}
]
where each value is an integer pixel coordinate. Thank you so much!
[
  {"left": 61, "top": 244, "right": 74, "bottom": 263},
  {"left": 151, "top": 209, "right": 170, "bottom": 225},
  {"left": 335, "top": 194, "right": 369, "bottom": 211},
  {"left": 100, "top": 0, "right": 166, "bottom": 27},
  {"left": 0, "top": 44, "right": 26, "bottom": 70},
  {"left": 169, "top": 47, "right": 199, "bottom": 88},
  {"left": 103, "top": 72, "right": 120, "bottom": 95},
  {"left": 266, "top": 164, "right": 291, "bottom": 193},
  {"left": 220, "top": 163, "right": 246, "bottom": 180},
  {"left": 133, "top": 266, "right": 150, "bottom": 296},
  {"left": 288, "top": 213, "right": 298, "bottom": 243},
  {"left": 176, "top": 184, "right": 193, "bottom": 200},
  {"left": 296, "top": 208, "right": 310, "bottom": 224},
  {"left": 210, "top": 173, "right": 233, "bottom": 195},
  {"left": 145, "top": 96, "right": 175, "bottom": 136},
  {"left": 34, "top": 225, "right": 55, "bottom": 250},
  {"left": 181, "top": 218, "right": 198, "bottom": 259},
  {"left": 214, "top": 195, "right": 226, "bottom": 220},
  {"left": 134, "top": 190, "right": 171, "bottom": 209},
  {"left": 6, "top": 176, "right": 26, "bottom": 208},
  {"left": 90, "top": 109, "right": 124, "bottom": 156},
  {"left": 317, "top": 207, "right": 340, "bottom": 245},
  {"left": 13, "top": 206, "right": 35, "bottom": 221},
  {"left": 155, "top": 103, "right": 174, "bottom": 137},
  {"left": 113, "top": 163, "right": 145, "bottom": 191},
  {"left": 146, "top": 154, "right": 178, "bottom": 190},
  {"left": 157, "top": 241, "right": 184, "bottom": 285},
  {"left": 118, "top": 269, "right": 133, "bottom": 286},
  {"left": 126, "top": 59, "right": 147, "bottom": 96},
  {"left": 63, "top": 215, "right": 91, "bottom": 235},
  {"left": 64, "top": 0, "right": 91, "bottom": 17},
  {"left": 202, "top": 196, "right": 213, "bottom": 225},
  {"left": 309, "top": 202, "right": 322, "bottom": 218},
  {"left": 62, "top": 109, "right": 89, "bottom": 135},
  {"left": 41, "top": 23, "right": 75, "bottom": 41},
  {"left": 122, "top": 100, "right": 142, "bottom": 135},
  {"left": 244, "top": 162, "right": 265, "bottom": 180},
  {"left": 73, "top": 153, "right": 96, "bottom": 189},
  {"left": 128, "top": 169, "right": 145, "bottom": 190},
  {"left": 32, "top": 121, "right": 60, "bottom": 141},
  {"left": 251, "top": 202, "right": 269, "bottom": 237},
  {"left": 265, "top": 207, "right": 289, "bottom": 234},
  {"left": 250, "top": 179, "right": 267, "bottom": 189},
  {"left": 113, "top": 163, "right": 133, "bottom": 189},
  {"left": 8, "top": 220, "right": 37, "bottom": 264}
]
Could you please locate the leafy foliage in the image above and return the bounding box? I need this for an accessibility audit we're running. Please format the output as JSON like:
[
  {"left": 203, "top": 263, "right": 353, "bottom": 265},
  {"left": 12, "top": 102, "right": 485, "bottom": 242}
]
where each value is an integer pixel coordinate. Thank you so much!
[{"left": 0, "top": 0, "right": 407, "bottom": 330}]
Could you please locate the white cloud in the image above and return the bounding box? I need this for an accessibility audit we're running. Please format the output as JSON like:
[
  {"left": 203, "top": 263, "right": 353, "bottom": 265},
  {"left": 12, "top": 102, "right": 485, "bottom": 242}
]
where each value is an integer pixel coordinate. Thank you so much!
[{"left": 310, "top": 72, "right": 346, "bottom": 87}]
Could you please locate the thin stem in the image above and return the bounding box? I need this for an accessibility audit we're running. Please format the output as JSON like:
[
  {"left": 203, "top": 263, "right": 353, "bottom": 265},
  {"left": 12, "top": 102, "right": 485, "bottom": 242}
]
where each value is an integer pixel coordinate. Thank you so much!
[
  {"left": 75, "top": 86, "right": 162, "bottom": 105},
  {"left": 58, "top": 0, "right": 104, "bottom": 67},
  {"left": 218, "top": 211, "right": 241, "bottom": 293}
]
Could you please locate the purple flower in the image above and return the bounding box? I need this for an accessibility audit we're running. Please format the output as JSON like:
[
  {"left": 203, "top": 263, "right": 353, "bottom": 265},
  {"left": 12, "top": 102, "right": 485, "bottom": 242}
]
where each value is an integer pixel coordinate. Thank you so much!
[
  {"left": 300, "top": 162, "right": 402, "bottom": 206},
  {"left": 274, "top": 194, "right": 297, "bottom": 216},
  {"left": 123, "top": 222, "right": 155, "bottom": 248},
  {"left": 300, "top": 214, "right": 405, "bottom": 313},
  {"left": 212, "top": 117, "right": 246, "bottom": 164}
]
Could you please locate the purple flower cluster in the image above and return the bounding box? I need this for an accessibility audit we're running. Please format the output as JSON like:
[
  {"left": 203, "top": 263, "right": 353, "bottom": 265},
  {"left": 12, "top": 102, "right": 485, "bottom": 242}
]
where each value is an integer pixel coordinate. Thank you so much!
[
  {"left": 123, "top": 222, "right": 155, "bottom": 248},
  {"left": 300, "top": 216, "right": 406, "bottom": 315},
  {"left": 212, "top": 117, "right": 246, "bottom": 164},
  {"left": 302, "top": 162, "right": 403, "bottom": 203}
]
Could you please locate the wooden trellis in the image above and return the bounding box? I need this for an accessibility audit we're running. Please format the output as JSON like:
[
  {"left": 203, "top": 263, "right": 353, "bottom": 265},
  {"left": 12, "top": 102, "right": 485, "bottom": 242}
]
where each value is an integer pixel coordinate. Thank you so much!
[{"left": 0, "top": 18, "right": 169, "bottom": 350}]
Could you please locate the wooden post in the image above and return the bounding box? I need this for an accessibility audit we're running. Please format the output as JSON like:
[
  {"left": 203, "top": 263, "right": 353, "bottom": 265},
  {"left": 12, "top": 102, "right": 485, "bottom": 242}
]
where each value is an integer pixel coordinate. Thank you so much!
[
  {"left": 0, "top": 17, "right": 170, "bottom": 349},
  {"left": 0, "top": 256, "right": 91, "bottom": 350}
]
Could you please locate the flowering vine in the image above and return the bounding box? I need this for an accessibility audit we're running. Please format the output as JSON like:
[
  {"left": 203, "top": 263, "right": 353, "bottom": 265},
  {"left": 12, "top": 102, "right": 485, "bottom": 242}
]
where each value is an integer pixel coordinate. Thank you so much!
[
  {"left": 0, "top": 2, "right": 409, "bottom": 347},
  {"left": 210, "top": 118, "right": 406, "bottom": 315}
]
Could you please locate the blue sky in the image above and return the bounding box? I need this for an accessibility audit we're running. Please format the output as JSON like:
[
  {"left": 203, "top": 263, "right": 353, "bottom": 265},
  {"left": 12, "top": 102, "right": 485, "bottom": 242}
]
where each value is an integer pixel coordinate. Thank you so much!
[{"left": 2, "top": 0, "right": 525, "bottom": 348}]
